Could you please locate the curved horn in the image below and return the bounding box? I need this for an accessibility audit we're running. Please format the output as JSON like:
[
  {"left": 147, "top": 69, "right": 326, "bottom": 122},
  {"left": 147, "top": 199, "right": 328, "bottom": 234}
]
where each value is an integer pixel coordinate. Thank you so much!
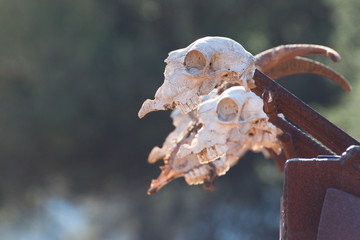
[
  {"left": 255, "top": 44, "right": 341, "bottom": 72},
  {"left": 264, "top": 56, "right": 351, "bottom": 92}
]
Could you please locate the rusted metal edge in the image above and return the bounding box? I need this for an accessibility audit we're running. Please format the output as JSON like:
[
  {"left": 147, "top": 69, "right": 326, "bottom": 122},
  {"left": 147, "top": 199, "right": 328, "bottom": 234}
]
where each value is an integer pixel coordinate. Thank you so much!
[
  {"left": 273, "top": 115, "right": 333, "bottom": 158},
  {"left": 262, "top": 88, "right": 333, "bottom": 159},
  {"left": 252, "top": 69, "right": 360, "bottom": 155}
]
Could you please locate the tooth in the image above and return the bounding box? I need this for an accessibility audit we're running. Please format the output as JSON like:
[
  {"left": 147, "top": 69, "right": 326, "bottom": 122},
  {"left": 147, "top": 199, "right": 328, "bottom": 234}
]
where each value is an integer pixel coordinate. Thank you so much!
[
  {"left": 212, "top": 146, "right": 219, "bottom": 156},
  {"left": 188, "top": 171, "right": 195, "bottom": 179},
  {"left": 198, "top": 151, "right": 209, "bottom": 164},
  {"left": 217, "top": 167, "right": 224, "bottom": 175},
  {"left": 178, "top": 103, "right": 187, "bottom": 113},
  {"left": 214, "top": 159, "right": 221, "bottom": 167},
  {"left": 218, "top": 163, "right": 227, "bottom": 173},
  {"left": 186, "top": 102, "right": 191, "bottom": 110},
  {"left": 193, "top": 168, "right": 201, "bottom": 177},
  {"left": 191, "top": 95, "right": 199, "bottom": 106},
  {"left": 195, "top": 154, "right": 203, "bottom": 163},
  {"left": 188, "top": 100, "right": 193, "bottom": 107},
  {"left": 206, "top": 147, "right": 217, "bottom": 160},
  {"left": 199, "top": 166, "right": 206, "bottom": 175},
  {"left": 187, "top": 102, "right": 194, "bottom": 112},
  {"left": 218, "top": 165, "right": 229, "bottom": 176},
  {"left": 196, "top": 179, "right": 204, "bottom": 185},
  {"left": 182, "top": 103, "right": 189, "bottom": 112},
  {"left": 218, "top": 155, "right": 226, "bottom": 163},
  {"left": 213, "top": 159, "right": 219, "bottom": 167},
  {"left": 191, "top": 95, "right": 198, "bottom": 103},
  {"left": 215, "top": 144, "right": 227, "bottom": 155},
  {"left": 186, "top": 177, "right": 195, "bottom": 185}
]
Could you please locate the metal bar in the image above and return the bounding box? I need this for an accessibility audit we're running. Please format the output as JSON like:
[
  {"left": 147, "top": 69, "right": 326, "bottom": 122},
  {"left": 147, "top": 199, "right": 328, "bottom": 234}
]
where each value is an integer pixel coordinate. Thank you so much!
[
  {"left": 262, "top": 87, "right": 333, "bottom": 158},
  {"left": 272, "top": 116, "right": 333, "bottom": 157},
  {"left": 252, "top": 69, "right": 360, "bottom": 155}
]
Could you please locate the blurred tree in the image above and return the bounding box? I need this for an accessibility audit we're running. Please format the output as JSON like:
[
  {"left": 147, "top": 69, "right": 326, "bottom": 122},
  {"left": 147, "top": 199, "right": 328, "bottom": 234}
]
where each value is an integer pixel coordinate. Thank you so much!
[{"left": 322, "top": 0, "right": 360, "bottom": 140}]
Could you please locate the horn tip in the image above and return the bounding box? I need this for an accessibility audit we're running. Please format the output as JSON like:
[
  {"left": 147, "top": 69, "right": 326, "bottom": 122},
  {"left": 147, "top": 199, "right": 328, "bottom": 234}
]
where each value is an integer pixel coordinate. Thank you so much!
[{"left": 328, "top": 51, "right": 341, "bottom": 62}]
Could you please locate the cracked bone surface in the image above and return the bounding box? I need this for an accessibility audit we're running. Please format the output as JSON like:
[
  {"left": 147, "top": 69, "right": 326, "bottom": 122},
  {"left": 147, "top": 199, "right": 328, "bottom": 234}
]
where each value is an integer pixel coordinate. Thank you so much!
[
  {"left": 178, "top": 86, "right": 281, "bottom": 163},
  {"left": 138, "top": 36, "right": 255, "bottom": 118},
  {"left": 147, "top": 86, "right": 282, "bottom": 194}
]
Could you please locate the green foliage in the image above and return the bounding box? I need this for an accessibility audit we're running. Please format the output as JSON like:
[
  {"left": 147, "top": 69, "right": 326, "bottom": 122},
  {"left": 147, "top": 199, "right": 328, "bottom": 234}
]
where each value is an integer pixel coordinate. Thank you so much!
[{"left": 321, "top": 0, "right": 360, "bottom": 140}]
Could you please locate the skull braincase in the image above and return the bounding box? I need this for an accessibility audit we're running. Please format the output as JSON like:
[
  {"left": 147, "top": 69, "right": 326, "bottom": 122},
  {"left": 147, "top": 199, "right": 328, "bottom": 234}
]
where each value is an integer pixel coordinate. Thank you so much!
[{"left": 138, "top": 36, "right": 256, "bottom": 118}]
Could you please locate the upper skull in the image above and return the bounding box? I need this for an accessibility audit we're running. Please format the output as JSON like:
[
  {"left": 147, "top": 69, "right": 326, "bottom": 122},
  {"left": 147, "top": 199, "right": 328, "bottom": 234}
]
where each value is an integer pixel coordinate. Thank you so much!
[{"left": 138, "top": 36, "right": 256, "bottom": 118}]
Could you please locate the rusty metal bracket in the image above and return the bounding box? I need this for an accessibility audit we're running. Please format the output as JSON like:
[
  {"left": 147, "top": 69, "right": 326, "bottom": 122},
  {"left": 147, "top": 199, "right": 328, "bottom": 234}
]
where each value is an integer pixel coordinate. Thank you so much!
[
  {"left": 281, "top": 146, "right": 360, "bottom": 240},
  {"left": 261, "top": 86, "right": 332, "bottom": 161},
  {"left": 252, "top": 69, "right": 360, "bottom": 155}
]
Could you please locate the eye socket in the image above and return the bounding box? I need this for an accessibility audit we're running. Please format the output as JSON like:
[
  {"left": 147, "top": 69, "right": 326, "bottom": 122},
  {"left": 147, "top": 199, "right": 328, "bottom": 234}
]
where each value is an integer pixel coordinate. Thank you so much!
[
  {"left": 184, "top": 50, "right": 206, "bottom": 75},
  {"left": 216, "top": 97, "right": 238, "bottom": 121}
]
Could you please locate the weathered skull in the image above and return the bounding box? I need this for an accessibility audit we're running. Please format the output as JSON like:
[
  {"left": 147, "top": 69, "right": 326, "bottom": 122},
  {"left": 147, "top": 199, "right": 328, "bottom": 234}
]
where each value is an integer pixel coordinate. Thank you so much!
[
  {"left": 147, "top": 91, "right": 218, "bottom": 164},
  {"left": 177, "top": 86, "right": 276, "bottom": 163},
  {"left": 146, "top": 90, "right": 230, "bottom": 194},
  {"left": 147, "top": 108, "right": 196, "bottom": 164},
  {"left": 138, "top": 36, "right": 256, "bottom": 118},
  {"left": 142, "top": 38, "right": 351, "bottom": 194},
  {"left": 146, "top": 86, "right": 282, "bottom": 194}
]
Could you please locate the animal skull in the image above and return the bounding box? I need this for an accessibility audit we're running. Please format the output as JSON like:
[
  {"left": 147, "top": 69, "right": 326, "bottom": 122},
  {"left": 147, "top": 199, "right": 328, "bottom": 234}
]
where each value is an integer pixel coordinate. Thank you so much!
[
  {"left": 146, "top": 86, "right": 282, "bottom": 194},
  {"left": 147, "top": 90, "right": 219, "bottom": 164},
  {"left": 148, "top": 120, "right": 282, "bottom": 194},
  {"left": 147, "top": 108, "right": 196, "bottom": 164},
  {"left": 138, "top": 36, "right": 256, "bottom": 118},
  {"left": 141, "top": 37, "right": 352, "bottom": 194},
  {"left": 177, "top": 86, "right": 275, "bottom": 164},
  {"left": 147, "top": 91, "right": 235, "bottom": 194}
]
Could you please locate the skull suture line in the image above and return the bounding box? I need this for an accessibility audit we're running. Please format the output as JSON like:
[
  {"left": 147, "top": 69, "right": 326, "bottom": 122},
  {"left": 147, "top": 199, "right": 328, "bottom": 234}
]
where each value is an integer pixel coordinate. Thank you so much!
[{"left": 138, "top": 36, "right": 256, "bottom": 118}]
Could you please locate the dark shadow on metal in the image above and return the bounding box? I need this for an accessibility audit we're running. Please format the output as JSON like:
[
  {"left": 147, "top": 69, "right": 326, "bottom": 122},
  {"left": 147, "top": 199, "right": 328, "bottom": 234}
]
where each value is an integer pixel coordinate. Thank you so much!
[
  {"left": 249, "top": 70, "right": 360, "bottom": 239},
  {"left": 252, "top": 69, "right": 360, "bottom": 156}
]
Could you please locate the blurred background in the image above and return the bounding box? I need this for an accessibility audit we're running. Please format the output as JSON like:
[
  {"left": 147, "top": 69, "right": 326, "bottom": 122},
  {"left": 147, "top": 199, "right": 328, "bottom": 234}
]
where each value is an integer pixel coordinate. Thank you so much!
[{"left": 0, "top": 0, "right": 359, "bottom": 239}]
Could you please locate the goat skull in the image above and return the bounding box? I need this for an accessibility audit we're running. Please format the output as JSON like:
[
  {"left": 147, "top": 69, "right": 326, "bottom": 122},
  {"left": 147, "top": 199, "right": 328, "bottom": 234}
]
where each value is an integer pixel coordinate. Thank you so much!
[
  {"left": 177, "top": 86, "right": 278, "bottom": 163},
  {"left": 147, "top": 87, "right": 282, "bottom": 194},
  {"left": 138, "top": 36, "right": 255, "bottom": 118},
  {"left": 142, "top": 37, "right": 352, "bottom": 194}
]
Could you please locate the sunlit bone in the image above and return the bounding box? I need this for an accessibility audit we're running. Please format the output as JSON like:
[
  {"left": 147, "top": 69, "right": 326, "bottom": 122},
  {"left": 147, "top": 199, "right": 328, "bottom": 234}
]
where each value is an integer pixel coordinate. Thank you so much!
[
  {"left": 147, "top": 87, "right": 282, "bottom": 194},
  {"left": 147, "top": 120, "right": 281, "bottom": 194},
  {"left": 176, "top": 86, "right": 280, "bottom": 164},
  {"left": 143, "top": 38, "right": 351, "bottom": 194},
  {"left": 147, "top": 90, "right": 218, "bottom": 164},
  {"left": 138, "top": 36, "right": 255, "bottom": 118}
]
